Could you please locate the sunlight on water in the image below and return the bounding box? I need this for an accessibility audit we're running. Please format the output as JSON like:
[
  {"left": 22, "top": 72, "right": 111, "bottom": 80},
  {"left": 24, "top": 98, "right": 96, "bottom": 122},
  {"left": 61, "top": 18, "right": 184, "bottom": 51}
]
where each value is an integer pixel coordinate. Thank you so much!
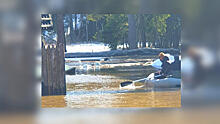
[
  {"left": 66, "top": 43, "right": 110, "bottom": 53},
  {"left": 42, "top": 55, "right": 181, "bottom": 108},
  {"left": 42, "top": 90, "right": 181, "bottom": 108},
  {"left": 66, "top": 75, "right": 119, "bottom": 84},
  {"left": 42, "top": 74, "right": 181, "bottom": 108}
]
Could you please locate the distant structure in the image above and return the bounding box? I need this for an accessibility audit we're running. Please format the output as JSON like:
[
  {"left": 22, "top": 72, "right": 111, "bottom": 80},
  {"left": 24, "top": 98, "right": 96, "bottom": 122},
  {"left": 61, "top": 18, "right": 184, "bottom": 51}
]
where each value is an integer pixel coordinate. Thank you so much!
[{"left": 41, "top": 14, "right": 53, "bottom": 30}]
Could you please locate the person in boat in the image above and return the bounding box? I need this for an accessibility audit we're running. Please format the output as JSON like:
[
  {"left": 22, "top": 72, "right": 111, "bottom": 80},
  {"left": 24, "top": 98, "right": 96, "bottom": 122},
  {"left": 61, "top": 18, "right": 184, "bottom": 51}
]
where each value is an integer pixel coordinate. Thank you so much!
[
  {"left": 170, "top": 55, "right": 181, "bottom": 79},
  {"left": 171, "top": 56, "right": 181, "bottom": 71},
  {"left": 154, "top": 52, "right": 171, "bottom": 79}
]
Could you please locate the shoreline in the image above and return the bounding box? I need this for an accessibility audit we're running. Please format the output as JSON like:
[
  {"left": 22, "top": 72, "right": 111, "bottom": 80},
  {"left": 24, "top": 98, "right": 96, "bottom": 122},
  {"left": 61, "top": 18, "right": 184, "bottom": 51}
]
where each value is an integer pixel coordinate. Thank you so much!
[{"left": 65, "top": 48, "right": 180, "bottom": 58}]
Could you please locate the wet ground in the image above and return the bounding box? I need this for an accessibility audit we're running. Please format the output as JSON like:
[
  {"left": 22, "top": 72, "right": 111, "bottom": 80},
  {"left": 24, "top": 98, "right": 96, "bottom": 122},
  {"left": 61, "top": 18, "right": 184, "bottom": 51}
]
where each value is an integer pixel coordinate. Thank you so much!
[{"left": 42, "top": 55, "right": 181, "bottom": 108}]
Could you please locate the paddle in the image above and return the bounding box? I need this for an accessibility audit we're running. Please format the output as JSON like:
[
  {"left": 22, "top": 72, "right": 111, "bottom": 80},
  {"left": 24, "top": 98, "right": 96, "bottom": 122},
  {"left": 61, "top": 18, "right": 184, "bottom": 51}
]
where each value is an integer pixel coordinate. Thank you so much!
[
  {"left": 120, "top": 81, "right": 133, "bottom": 87},
  {"left": 120, "top": 78, "right": 149, "bottom": 88}
]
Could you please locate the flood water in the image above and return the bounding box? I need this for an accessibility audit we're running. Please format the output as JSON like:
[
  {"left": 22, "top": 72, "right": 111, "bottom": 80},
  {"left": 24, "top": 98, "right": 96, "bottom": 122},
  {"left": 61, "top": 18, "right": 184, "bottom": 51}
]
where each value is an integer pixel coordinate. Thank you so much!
[{"left": 42, "top": 55, "right": 181, "bottom": 108}]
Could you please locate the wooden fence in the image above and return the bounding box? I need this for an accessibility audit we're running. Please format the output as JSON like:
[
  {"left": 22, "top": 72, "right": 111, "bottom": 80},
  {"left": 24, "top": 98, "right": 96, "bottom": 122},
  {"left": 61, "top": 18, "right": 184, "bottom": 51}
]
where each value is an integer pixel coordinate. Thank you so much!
[{"left": 42, "top": 43, "right": 66, "bottom": 96}]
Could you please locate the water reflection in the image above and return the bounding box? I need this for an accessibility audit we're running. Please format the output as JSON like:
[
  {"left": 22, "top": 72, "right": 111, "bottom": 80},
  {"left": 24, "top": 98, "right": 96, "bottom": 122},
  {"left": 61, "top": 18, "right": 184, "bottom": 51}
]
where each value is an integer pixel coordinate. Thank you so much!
[
  {"left": 41, "top": 95, "right": 67, "bottom": 108},
  {"left": 41, "top": 89, "right": 180, "bottom": 108}
]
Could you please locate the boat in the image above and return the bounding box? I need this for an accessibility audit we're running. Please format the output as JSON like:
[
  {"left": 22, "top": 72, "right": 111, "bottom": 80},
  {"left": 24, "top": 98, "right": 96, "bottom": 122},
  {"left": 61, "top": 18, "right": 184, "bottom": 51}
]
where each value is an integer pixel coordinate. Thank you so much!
[
  {"left": 144, "top": 73, "right": 181, "bottom": 88},
  {"left": 120, "top": 73, "right": 181, "bottom": 89}
]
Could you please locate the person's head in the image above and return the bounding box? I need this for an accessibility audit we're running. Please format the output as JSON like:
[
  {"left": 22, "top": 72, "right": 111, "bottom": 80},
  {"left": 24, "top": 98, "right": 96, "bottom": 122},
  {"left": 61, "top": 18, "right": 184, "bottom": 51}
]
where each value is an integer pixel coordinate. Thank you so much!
[{"left": 159, "top": 52, "right": 165, "bottom": 61}]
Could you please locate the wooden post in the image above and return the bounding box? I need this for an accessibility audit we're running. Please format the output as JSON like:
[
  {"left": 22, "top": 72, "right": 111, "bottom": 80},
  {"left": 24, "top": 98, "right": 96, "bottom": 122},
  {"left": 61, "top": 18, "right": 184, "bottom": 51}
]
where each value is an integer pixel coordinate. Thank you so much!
[{"left": 42, "top": 14, "right": 66, "bottom": 96}]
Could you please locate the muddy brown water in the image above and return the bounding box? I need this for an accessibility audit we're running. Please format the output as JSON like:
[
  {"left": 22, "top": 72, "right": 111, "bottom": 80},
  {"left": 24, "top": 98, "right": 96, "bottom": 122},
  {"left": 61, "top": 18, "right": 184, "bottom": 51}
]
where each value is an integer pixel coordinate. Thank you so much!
[
  {"left": 42, "top": 55, "right": 181, "bottom": 108},
  {"left": 42, "top": 90, "right": 181, "bottom": 108}
]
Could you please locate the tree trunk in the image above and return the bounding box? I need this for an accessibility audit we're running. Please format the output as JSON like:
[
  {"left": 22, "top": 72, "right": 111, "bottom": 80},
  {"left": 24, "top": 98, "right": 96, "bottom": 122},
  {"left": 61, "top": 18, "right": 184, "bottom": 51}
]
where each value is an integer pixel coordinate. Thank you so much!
[
  {"left": 42, "top": 14, "right": 66, "bottom": 96},
  {"left": 69, "top": 14, "right": 74, "bottom": 43},
  {"left": 173, "top": 28, "right": 181, "bottom": 49},
  {"left": 139, "top": 15, "right": 146, "bottom": 48},
  {"left": 142, "top": 31, "right": 146, "bottom": 48},
  {"left": 85, "top": 14, "right": 89, "bottom": 42},
  {"left": 78, "top": 14, "right": 83, "bottom": 41},
  {"left": 64, "top": 30, "right": 67, "bottom": 52},
  {"left": 74, "top": 14, "right": 77, "bottom": 31},
  {"left": 75, "top": 14, "right": 79, "bottom": 42},
  {"left": 128, "top": 14, "right": 137, "bottom": 49}
]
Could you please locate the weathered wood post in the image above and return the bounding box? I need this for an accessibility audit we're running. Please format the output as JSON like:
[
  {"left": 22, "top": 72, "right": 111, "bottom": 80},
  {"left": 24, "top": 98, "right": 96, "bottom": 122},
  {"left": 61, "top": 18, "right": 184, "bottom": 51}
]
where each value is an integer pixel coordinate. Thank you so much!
[{"left": 42, "top": 14, "right": 66, "bottom": 96}]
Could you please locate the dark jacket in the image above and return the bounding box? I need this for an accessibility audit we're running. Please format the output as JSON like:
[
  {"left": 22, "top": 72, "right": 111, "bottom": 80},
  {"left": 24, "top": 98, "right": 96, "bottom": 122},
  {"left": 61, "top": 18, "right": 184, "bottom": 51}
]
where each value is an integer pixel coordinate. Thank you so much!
[
  {"left": 170, "top": 56, "right": 181, "bottom": 71},
  {"left": 161, "top": 56, "right": 171, "bottom": 75}
]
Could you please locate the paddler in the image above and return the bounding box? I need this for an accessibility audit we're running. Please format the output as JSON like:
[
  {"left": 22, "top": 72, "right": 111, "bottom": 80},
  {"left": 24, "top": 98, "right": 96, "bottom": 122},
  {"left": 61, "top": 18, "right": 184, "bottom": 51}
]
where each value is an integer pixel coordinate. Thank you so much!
[{"left": 155, "top": 52, "right": 171, "bottom": 79}]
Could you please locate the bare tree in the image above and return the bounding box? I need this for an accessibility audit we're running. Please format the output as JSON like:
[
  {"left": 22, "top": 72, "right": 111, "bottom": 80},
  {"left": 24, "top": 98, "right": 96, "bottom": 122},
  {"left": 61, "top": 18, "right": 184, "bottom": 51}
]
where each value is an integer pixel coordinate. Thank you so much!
[
  {"left": 85, "top": 14, "right": 89, "bottom": 42},
  {"left": 128, "top": 14, "right": 137, "bottom": 49}
]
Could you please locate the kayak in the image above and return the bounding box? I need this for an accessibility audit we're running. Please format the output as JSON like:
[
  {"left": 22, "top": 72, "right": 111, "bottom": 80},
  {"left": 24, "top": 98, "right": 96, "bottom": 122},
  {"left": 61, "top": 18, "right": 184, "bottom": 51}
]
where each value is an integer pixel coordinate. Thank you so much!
[
  {"left": 144, "top": 73, "right": 181, "bottom": 88},
  {"left": 120, "top": 73, "right": 181, "bottom": 89}
]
